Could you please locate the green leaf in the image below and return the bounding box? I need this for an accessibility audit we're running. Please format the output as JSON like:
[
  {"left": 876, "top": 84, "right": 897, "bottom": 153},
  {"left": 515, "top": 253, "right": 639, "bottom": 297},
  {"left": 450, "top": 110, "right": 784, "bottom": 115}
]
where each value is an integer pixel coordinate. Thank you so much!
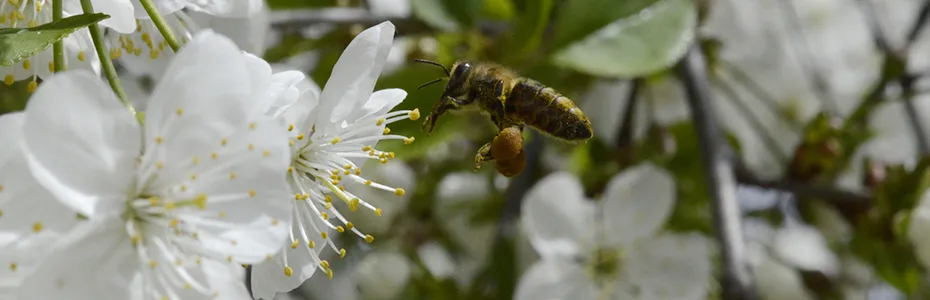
[
  {"left": 550, "top": 0, "right": 660, "bottom": 50},
  {"left": 482, "top": 0, "right": 516, "bottom": 20},
  {"left": 551, "top": 0, "right": 697, "bottom": 78},
  {"left": 412, "top": 0, "right": 461, "bottom": 32},
  {"left": 497, "top": 0, "right": 554, "bottom": 64},
  {"left": 440, "top": 0, "right": 482, "bottom": 28},
  {"left": 0, "top": 13, "right": 109, "bottom": 66},
  {"left": 266, "top": 0, "right": 335, "bottom": 10}
]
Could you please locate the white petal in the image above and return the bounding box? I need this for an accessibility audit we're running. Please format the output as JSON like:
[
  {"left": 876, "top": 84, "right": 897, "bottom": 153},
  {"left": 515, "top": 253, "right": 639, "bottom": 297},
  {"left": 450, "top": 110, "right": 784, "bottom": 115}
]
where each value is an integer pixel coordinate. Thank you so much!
[
  {"left": 249, "top": 216, "right": 328, "bottom": 300},
  {"left": 61, "top": 29, "right": 101, "bottom": 77},
  {"left": 772, "top": 224, "right": 839, "bottom": 276},
  {"left": 601, "top": 163, "right": 675, "bottom": 246},
  {"left": 15, "top": 216, "right": 137, "bottom": 300},
  {"left": 186, "top": 7, "right": 270, "bottom": 55},
  {"left": 623, "top": 233, "right": 713, "bottom": 299},
  {"left": 22, "top": 70, "right": 140, "bottom": 217},
  {"left": 416, "top": 241, "right": 456, "bottom": 279},
  {"left": 83, "top": 0, "right": 136, "bottom": 33},
  {"left": 521, "top": 172, "right": 595, "bottom": 259},
  {"left": 513, "top": 259, "right": 597, "bottom": 300},
  {"left": 434, "top": 172, "right": 496, "bottom": 260},
  {"left": 316, "top": 21, "right": 395, "bottom": 129},
  {"left": 144, "top": 30, "right": 252, "bottom": 165},
  {"left": 0, "top": 231, "right": 65, "bottom": 290},
  {"left": 243, "top": 52, "right": 306, "bottom": 120},
  {"left": 355, "top": 88, "right": 408, "bottom": 122},
  {"left": 751, "top": 250, "right": 816, "bottom": 300},
  {"left": 910, "top": 190, "right": 930, "bottom": 269}
]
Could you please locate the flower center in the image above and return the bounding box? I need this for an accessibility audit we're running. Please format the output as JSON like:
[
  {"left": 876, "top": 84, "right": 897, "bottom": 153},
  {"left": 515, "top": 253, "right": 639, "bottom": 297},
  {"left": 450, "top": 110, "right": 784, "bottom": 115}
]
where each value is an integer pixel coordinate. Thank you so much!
[
  {"left": 587, "top": 247, "right": 623, "bottom": 279},
  {"left": 278, "top": 108, "right": 420, "bottom": 278}
]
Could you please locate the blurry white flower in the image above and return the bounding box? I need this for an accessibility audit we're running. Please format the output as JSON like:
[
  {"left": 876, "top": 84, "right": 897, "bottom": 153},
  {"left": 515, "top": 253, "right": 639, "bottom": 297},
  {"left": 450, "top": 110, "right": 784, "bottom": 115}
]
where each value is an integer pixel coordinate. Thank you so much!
[
  {"left": 0, "top": 0, "right": 99, "bottom": 88},
  {"left": 12, "top": 31, "right": 292, "bottom": 300},
  {"left": 907, "top": 188, "right": 930, "bottom": 269},
  {"left": 772, "top": 223, "right": 839, "bottom": 276},
  {"left": 187, "top": 5, "right": 270, "bottom": 56},
  {"left": 434, "top": 171, "right": 495, "bottom": 258},
  {"left": 249, "top": 21, "right": 420, "bottom": 299},
  {"left": 368, "top": 0, "right": 410, "bottom": 18},
  {"left": 417, "top": 241, "right": 455, "bottom": 279},
  {"left": 355, "top": 251, "right": 413, "bottom": 300},
  {"left": 515, "top": 164, "right": 712, "bottom": 300},
  {"left": 0, "top": 113, "right": 79, "bottom": 295}
]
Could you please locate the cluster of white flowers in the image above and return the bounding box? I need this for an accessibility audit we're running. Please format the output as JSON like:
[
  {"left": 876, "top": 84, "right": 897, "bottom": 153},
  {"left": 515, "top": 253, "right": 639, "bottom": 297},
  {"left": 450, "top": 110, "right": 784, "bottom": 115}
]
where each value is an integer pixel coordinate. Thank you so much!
[{"left": 0, "top": 7, "right": 419, "bottom": 297}]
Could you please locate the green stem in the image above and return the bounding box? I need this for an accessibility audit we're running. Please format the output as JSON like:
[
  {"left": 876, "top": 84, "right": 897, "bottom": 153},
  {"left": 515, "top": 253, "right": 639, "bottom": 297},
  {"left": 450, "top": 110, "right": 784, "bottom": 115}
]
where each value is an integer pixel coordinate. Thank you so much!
[
  {"left": 52, "top": 0, "right": 64, "bottom": 72},
  {"left": 137, "top": 0, "right": 181, "bottom": 52},
  {"left": 80, "top": 0, "right": 135, "bottom": 117}
]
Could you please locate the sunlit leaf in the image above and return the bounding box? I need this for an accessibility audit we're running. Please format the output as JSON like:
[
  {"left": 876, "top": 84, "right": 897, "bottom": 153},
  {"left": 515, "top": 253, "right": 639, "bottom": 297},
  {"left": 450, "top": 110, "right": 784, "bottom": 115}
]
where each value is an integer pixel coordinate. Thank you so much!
[
  {"left": 412, "top": 0, "right": 461, "bottom": 32},
  {"left": 551, "top": 0, "right": 696, "bottom": 78},
  {"left": 0, "top": 13, "right": 109, "bottom": 66},
  {"left": 550, "top": 0, "right": 660, "bottom": 50}
]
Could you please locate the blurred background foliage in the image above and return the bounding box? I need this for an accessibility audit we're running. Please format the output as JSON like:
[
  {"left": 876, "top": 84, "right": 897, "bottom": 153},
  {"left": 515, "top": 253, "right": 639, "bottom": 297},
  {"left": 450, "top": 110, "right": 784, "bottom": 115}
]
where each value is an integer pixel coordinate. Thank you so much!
[{"left": 8, "top": 0, "right": 930, "bottom": 299}]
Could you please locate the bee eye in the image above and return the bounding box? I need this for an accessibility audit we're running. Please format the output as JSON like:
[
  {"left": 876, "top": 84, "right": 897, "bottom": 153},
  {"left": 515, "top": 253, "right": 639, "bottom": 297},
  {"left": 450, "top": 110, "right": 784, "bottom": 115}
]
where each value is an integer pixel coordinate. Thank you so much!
[{"left": 452, "top": 63, "right": 470, "bottom": 79}]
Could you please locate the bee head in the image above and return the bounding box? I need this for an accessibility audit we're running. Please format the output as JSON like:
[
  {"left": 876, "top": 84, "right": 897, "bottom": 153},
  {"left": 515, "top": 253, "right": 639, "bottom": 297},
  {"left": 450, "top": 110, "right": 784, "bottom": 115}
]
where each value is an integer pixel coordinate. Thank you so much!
[{"left": 445, "top": 61, "right": 473, "bottom": 96}]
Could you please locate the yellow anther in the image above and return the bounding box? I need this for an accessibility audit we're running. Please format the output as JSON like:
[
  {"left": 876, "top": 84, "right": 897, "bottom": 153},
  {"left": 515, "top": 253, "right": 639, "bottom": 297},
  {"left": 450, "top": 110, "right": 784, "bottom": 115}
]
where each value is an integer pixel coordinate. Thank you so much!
[
  {"left": 287, "top": 124, "right": 294, "bottom": 131},
  {"left": 326, "top": 269, "right": 334, "bottom": 279},
  {"left": 27, "top": 81, "right": 37, "bottom": 93},
  {"left": 321, "top": 212, "right": 329, "bottom": 219},
  {"left": 184, "top": 283, "right": 192, "bottom": 289},
  {"left": 388, "top": 152, "right": 395, "bottom": 158},
  {"left": 409, "top": 109, "right": 420, "bottom": 120},
  {"left": 155, "top": 136, "right": 163, "bottom": 144},
  {"left": 176, "top": 108, "right": 184, "bottom": 116},
  {"left": 325, "top": 195, "right": 332, "bottom": 203},
  {"left": 149, "top": 50, "right": 160, "bottom": 60},
  {"left": 22, "top": 59, "right": 30, "bottom": 70},
  {"left": 320, "top": 260, "right": 330, "bottom": 269},
  {"left": 229, "top": 172, "right": 237, "bottom": 180},
  {"left": 324, "top": 203, "right": 333, "bottom": 209},
  {"left": 141, "top": 32, "right": 151, "bottom": 43},
  {"left": 175, "top": 259, "right": 183, "bottom": 266},
  {"left": 191, "top": 156, "right": 199, "bottom": 165},
  {"left": 249, "top": 122, "right": 256, "bottom": 130},
  {"left": 336, "top": 226, "right": 345, "bottom": 233},
  {"left": 3, "top": 74, "right": 13, "bottom": 85},
  {"left": 376, "top": 118, "right": 385, "bottom": 126},
  {"left": 288, "top": 166, "right": 294, "bottom": 173},
  {"left": 193, "top": 194, "right": 207, "bottom": 210},
  {"left": 221, "top": 138, "right": 228, "bottom": 146},
  {"left": 349, "top": 198, "right": 360, "bottom": 212},
  {"left": 364, "top": 180, "right": 372, "bottom": 185},
  {"left": 271, "top": 219, "right": 279, "bottom": 226},
  {"left": 404, "top": 137, "right": 415, "bottom": 145},
  {"left": 346, "top": 222, "right": 354, "bottom": 229},
  {"left": 284, "top": 266, "right": 293, "bottom": 277},
  {"left": 248, "top": 143, "right": 254, "bottom": 151},
  {"left": 249, "top": 189, "right": 256, "bottom": 197},
  {"left": 156, "top": 161, "right": 164, "bottom": 169},
  {"left": 169, "top": 219, "right": 179, "bottom": 228},
  {"left": 265, "top": 254, "right": 272, "bottom": 261},
  {"left": 35, "top": 0, "right": 42, "bottom": 11},
  {"left": 165, "top": 202, "right": 176, "bottom": 210},
  {"left": 362, "top": 145, "right": 372, "bottom": 151},
  {"left": 78, "top": 51, "right": 87, "bottom": 62},
  {"left": 339, "top": 249, "right": 346, "bottom": 258},
  {"left": 355, "top": 169, "right": 361, "bottom": 175},
  {"left": 291, "top": 240, "right": 299, "bottom": 249},
  {"left": 380, "top": 158, "right": 388, "bottom": 164},
  {"left": 321, "top": 232, "right": 328, "bottom": 239},
  {"left": 149, "top": 260, "right": 157, "bottom": 269},
  {"left": 47, "top": 61, "right": 53, "bottom": 72},
  {"left": 296, "top": 133, "right": 305, "bottom": 140},
  {"left": 331, "top": 137, "right": 341, "bottom": 144},
  {"left": 294, "top": 193, "right": 302, "bottom": 200},
  {"left": 338, "top": 186, "right": 346, "bottom": 191},
  {"left": 32, "top": 222, "right": 42, "bottom": 232},
  {"left": 218, "top": 211, "right": 226, "bottom": 218},
  {"left": 133, "top": 49, "right": 142, "bottom": 56},
  {"left": 383, "top": 127, "right": 391, "bottom": 134},
  {"left": 149, "top": 196, "right": 159, "bottom": 206},
  {"left": 226, "top": 255, "right": 233, "bottom": 262},
  {"left": 190, "top": 174, "right": 198, "bottom": 181},
  {"left": 8, "top": 263, "right": 16, "bottom": 271},
  {"left": 395, "top": 188, "right": 405, "bottom": 196},
  {"left": 263, "top": 150, "right": 270, "bottom": 157},
  {"left": 289, "top": 139, "right": 295, "bottom": 146},
  {"left": 211, "top": 152, "right": 218, "bottom": 160},
  {"left": 180, "top": 185, "right": 187, "bottom": 192},
  {"left": 26, "top": 19, "right": 37, "bottom": 27},
  {"left": 131, "top": 234, "right": 141, "bottom": 246},
  {"left": 375, "top": 208, "right": 383, "bottom": 216},
  {"left": 364, "top": 235, "right": 374, "bottom": 243},
  {"left": 308, "top": 240, "right": 316, "bottom": 249}
]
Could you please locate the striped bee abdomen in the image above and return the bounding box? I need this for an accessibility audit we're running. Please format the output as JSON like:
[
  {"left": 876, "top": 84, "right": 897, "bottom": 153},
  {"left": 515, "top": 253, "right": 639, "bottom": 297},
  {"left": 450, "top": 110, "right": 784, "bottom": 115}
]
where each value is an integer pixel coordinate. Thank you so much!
[{"left": 507, "top": 79, "right": 593, "bottom": 141}]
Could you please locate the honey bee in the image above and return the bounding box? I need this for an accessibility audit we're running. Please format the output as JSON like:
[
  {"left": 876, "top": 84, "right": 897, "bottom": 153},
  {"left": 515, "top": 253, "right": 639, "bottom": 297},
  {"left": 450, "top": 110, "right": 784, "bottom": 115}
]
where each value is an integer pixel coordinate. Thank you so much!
[{"left": 414, "top": 59, "right": 594, "bottom": 170}]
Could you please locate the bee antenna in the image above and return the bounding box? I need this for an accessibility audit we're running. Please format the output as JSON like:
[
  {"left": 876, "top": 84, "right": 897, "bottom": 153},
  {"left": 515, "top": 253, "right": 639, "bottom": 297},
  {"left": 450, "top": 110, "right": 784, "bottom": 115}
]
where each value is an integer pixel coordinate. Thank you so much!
[
  {"left": 413, "top": 59, "right": 451, "bottom": 76},
  {"left": 417, "top": 78, "right": 445, "bottom": 90}
]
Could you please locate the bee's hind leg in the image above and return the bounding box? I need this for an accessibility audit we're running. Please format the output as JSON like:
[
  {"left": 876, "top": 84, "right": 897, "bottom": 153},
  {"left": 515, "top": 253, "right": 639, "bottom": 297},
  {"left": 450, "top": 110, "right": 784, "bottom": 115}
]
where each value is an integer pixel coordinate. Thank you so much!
[{"left": 473, "top": 142, "right": 494, "bottom": 171}]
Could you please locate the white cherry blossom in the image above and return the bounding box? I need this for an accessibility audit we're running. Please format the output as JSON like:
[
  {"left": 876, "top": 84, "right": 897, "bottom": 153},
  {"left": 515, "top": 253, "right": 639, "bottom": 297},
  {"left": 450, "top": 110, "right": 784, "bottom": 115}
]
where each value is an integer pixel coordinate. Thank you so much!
[
  {"left": 515, "top": 164, "right": 712, "bottom": 300},
  {"left": 249, "top": 21, "right": 419, "bottom": 300},
  {"left": 0, "top": 112, "right": 80, "bottom": 296},
  {"left": 11, "top": 30, "right": 292, "bottom": 300}
]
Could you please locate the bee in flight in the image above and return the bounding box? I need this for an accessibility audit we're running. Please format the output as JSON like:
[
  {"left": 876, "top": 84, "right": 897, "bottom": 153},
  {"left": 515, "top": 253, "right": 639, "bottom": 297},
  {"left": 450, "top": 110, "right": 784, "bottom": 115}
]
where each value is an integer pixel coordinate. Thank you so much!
[{"left": 414, "top": 59, "right": 594, "bottom": 172}]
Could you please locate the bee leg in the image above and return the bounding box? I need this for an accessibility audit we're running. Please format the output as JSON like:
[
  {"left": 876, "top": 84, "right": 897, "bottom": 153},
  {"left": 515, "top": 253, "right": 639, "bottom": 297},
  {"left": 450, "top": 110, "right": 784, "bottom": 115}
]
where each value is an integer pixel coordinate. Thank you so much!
[
  {"left": 422, "top": 96, "right": 460, "bottom": 135},
  {"left": 473, "top": 141, "right": 494, "bottom": 171}
]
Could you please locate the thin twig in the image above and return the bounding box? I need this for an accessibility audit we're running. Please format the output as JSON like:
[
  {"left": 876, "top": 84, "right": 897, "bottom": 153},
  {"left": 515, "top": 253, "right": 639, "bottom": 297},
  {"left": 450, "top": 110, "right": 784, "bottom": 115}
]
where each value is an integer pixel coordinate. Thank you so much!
[
  {"left": 906, "top": 0, "right": 930, "bottom": 47},
  {"left": 717, "top": 61, "right": 804, "bottom": 132},
  {"left": 711, "top": 75, "right": 790, "bottom": 163},
  {"left": 776, "top": 0, "right": 838, "bottom": 113},
  {"left": 901, "top": 74, "right": 930, "bottom": 155},
  {"left": 677, "top": 46, "right": 757, "bottom": 300},
  {"left": 854, "top": 0, "right": 892, "bottom": 53},
  {"left": 615, "top": 78, "right": 641, "bottom": 148},
  {"left": 733, "top": 163, "right": 872, "bottom": 205}
]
